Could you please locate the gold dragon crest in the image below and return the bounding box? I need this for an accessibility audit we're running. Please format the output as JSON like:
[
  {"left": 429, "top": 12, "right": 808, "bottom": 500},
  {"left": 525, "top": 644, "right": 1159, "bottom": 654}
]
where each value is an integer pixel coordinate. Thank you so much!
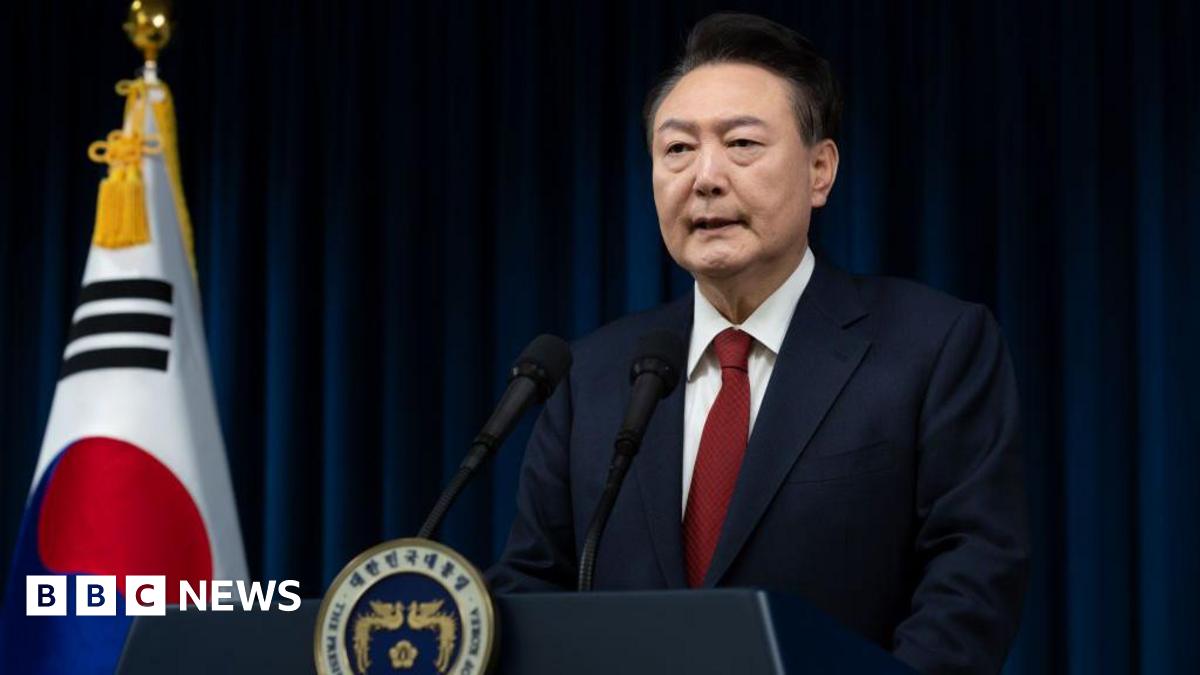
[{"left": 351, "top": 599, "right": 458, "bottom": 674}]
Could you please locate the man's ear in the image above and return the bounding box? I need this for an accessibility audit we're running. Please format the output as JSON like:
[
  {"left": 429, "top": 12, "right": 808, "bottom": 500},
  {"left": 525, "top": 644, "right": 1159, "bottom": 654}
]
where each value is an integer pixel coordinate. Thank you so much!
[{"left": 809, "top": 139, "right": 839, "bottom": 208}]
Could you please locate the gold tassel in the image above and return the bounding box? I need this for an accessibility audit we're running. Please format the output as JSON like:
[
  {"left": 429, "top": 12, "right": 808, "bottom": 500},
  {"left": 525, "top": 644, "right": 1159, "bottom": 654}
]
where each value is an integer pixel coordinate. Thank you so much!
[
  {"left": 92, "top": 164, "right": 150, "bottom": 248},
  {"left": 87, "top": 79, "right": 159, "bottom": 250}
]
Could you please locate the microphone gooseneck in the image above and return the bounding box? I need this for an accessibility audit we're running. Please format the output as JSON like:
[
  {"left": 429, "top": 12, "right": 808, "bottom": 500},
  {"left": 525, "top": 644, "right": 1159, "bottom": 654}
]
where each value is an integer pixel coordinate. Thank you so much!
[
  {"left": 578, "top": 330, "right": 685, "bottom": 591},
  {"left": 418, "top": 334, "right": 572, "bottom": 540}
]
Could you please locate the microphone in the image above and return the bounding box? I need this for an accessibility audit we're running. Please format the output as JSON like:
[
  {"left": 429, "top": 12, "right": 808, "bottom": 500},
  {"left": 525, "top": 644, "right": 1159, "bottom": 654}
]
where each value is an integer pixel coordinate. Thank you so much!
[
  {"left": 418, "top": 334, "right": 572, "bottom": 540},
  {"left": 577, "top": 330, "right": 685, "bottom": 591}
]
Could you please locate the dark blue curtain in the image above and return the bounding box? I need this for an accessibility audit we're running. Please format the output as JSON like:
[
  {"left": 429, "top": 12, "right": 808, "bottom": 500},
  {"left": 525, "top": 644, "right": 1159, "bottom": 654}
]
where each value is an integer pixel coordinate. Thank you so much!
[{"left": 2, "top": 1, "right": 1198, "bottom": 673}]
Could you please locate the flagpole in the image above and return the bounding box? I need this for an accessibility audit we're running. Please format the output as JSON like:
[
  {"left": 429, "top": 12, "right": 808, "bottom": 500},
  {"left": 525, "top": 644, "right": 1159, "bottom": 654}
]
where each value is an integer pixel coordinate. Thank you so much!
[{"left": 123, "top": 0, "right": 172, "bottom": 74}]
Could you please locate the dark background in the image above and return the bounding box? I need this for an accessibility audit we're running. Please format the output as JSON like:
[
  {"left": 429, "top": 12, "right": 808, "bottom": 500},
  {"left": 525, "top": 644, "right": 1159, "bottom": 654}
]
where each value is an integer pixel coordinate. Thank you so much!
[{"left": 2, "top": 1, "right": 1198, "bottom": 673}]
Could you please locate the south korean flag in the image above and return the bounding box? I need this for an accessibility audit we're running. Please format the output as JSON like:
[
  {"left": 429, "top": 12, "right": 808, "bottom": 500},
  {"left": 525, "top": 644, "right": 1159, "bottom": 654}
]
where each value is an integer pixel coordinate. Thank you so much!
[{"left": 0, "top": 73, "right": 248, "bottom": 674}]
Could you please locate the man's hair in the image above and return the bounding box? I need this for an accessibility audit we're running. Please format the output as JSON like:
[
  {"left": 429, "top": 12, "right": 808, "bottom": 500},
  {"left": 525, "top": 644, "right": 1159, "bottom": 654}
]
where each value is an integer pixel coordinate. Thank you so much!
[{"left": 643, "top": 13, "right": 843, "bottom": 148}]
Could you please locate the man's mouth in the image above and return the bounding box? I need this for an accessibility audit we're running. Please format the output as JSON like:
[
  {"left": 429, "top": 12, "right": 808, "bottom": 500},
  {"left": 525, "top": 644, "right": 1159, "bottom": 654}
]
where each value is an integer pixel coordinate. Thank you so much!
[{"left": 690, "top": 217, "right": 744, "bottom": 231}]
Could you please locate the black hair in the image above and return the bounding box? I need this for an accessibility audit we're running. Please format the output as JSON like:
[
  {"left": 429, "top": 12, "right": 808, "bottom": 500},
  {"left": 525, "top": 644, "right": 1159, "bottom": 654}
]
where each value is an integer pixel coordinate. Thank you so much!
[{"left": 643, "top": 13, "right": 843, "bottom": 147}]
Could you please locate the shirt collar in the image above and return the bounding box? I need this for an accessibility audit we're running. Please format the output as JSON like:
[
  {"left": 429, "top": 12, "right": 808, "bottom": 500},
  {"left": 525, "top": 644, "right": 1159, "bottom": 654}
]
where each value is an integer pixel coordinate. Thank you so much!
[{"left": 687, "top": 246, "right": 816, "bottom": 380}]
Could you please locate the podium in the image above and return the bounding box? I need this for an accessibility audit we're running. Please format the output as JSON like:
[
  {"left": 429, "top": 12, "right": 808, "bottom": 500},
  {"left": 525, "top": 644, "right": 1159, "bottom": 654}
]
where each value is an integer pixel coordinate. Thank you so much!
[{"left": 117, "top": 590, "right": 914, "bottom": 674}]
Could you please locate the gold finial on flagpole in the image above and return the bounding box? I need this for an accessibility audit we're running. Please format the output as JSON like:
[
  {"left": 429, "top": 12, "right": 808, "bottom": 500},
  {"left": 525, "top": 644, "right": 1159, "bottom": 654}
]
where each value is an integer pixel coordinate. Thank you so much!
[{"left": 123, "top": 0, "right": 172, "bottom": 66}]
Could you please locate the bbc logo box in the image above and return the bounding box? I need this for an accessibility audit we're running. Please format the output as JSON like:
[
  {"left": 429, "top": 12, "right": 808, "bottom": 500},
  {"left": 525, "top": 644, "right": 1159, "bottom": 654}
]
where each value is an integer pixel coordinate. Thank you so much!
[{"left": 26, "top": 575, "right": 166, "bottom": 617}]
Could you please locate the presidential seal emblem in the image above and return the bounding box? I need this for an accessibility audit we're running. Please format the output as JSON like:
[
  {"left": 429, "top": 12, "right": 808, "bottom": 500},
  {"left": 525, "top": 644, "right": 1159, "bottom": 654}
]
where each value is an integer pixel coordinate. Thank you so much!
[{"left": 315, "top": 538, "right": 497, "bottom": 675}]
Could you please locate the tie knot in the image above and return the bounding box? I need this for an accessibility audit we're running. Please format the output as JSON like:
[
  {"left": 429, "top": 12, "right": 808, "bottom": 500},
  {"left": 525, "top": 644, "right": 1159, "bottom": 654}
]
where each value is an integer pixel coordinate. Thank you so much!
[{"left": 712, "top": 328, "right": 753, "bottom": 370}]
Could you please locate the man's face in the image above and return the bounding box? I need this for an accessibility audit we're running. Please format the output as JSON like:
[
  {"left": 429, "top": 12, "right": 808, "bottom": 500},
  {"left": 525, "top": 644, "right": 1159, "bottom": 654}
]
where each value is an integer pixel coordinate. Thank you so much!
[{"left": 651, "top": 62, "right": 835, "bottom": 286}]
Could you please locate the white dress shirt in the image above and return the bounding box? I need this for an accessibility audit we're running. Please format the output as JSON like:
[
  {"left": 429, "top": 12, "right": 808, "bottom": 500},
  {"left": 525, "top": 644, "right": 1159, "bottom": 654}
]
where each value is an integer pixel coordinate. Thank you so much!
[{"left": 681, "top": 247, "right": 816, "bottom": 514}]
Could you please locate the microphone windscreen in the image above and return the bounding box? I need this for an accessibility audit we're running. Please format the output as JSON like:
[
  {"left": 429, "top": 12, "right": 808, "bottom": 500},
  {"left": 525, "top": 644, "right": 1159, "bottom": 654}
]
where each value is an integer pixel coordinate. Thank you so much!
[
  {"left": 514, "top": 334, "right": 573, "bottom": 398},
  {"left": 632, "top": 330, "right": 686, "bottom": 394}
]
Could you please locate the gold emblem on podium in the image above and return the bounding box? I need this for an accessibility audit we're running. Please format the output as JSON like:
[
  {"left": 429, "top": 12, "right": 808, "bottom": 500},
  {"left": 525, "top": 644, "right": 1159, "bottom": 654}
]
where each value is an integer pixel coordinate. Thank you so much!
[{"left": 315, "top": 538, "right": 496, "bottom": 675}]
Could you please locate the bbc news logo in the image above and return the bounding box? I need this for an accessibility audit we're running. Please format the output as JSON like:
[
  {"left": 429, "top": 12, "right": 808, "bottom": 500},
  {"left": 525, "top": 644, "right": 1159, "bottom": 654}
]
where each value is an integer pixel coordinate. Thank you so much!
[{"left": 26, "top": 576, "right": 302, "bottom": 616}]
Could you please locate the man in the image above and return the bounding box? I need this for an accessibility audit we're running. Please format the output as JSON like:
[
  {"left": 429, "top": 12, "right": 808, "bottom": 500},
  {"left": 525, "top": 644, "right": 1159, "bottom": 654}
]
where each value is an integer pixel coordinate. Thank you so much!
[{"left": 488, "top": 13, "right": 1028, "bottom": 675}]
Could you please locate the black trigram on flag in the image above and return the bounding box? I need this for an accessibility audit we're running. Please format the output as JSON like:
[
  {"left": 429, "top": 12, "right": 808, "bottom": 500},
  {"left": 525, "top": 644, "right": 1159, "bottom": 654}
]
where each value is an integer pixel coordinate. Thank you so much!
[{"left": 60, "top": 279, "right": 175, "bottom": 380}]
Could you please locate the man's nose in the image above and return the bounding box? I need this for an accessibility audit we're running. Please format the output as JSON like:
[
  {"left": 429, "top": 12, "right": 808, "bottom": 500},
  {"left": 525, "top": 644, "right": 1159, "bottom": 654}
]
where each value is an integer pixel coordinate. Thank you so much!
[{"left": 692, "top": 146, "right": 729, "bottom": 198}]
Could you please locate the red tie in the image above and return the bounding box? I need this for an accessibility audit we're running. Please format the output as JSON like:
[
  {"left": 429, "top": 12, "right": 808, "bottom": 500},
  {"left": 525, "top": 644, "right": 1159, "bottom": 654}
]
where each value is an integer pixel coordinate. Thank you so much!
[{"left": 683, "top": 328, "right": 754, "bottom": 588}]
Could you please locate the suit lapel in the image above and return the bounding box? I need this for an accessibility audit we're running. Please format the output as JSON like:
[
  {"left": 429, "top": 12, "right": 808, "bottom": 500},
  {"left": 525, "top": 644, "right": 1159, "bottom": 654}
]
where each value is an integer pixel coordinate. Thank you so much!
[
  {"left": 702, "top": 260, "right": 872, "bottom": 587},
  {"left": 633, "top": 297, "right": 691, "bottom": 589}
]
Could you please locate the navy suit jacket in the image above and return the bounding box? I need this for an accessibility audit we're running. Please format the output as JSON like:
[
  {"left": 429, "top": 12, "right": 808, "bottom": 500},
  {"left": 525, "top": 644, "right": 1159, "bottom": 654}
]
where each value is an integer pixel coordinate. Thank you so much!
[{"left": 488, "top": 258, "right": 1029, "bottom": 675}]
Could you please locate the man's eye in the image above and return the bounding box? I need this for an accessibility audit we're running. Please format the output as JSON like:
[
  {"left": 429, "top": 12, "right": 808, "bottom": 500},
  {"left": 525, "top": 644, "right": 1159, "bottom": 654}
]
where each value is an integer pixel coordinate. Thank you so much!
[
  {"left": 729, "top": 139, "right": 759, "bottom": 148},
  {"left": 665, "top": 143, "right": 691, "bottom": 155}
]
